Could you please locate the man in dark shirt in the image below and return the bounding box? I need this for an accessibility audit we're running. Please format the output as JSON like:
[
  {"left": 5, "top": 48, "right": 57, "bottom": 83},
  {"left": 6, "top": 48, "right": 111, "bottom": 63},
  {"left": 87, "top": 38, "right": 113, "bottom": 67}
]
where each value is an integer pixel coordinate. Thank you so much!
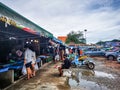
[
  {"left": 58, "top": 54, "right": 71, "bottom": 76},
  {"left": 62, "top": 57, "right": 71, "bottom": 69}
]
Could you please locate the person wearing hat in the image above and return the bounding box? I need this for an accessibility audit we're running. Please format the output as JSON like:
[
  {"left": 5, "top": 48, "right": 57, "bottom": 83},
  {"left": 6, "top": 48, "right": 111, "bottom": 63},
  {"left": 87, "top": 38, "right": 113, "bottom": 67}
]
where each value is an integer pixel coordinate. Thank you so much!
[{"left": 58, "top": 54, "right": 71, "bottom": 76}]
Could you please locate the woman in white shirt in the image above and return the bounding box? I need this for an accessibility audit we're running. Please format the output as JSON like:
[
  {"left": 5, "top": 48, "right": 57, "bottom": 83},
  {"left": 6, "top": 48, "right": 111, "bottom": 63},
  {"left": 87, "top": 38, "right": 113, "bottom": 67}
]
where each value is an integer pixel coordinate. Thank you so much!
[
  {"left": 24, "top": 45, "right": 33, "bottom": 80},
  {"left": 30, "top": 46, "right": 37, "bottom": 77},
  {"left": 32, "top": 51, "right": 37, "bottom": 76}
]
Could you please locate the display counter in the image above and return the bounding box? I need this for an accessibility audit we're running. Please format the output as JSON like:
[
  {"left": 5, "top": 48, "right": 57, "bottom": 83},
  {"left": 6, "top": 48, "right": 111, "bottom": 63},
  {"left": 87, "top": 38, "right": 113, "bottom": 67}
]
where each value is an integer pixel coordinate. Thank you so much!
[
  {"left": 0, "top": 67, "right": 9, "bottom": 73},
  {"left": 0, "top": 60, "right": 24, "bottom": 85}
]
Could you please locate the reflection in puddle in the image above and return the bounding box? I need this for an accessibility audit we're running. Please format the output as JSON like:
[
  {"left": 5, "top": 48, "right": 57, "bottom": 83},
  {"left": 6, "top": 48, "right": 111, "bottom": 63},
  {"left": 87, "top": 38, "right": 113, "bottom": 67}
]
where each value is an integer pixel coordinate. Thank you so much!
[
  {"left": 81, "top": 70, "right": 95, "bottom": 76},
  {"left": 94, "top": 71, "right": 115, "bottom": 79},
  {"left": 69, "top": 78, "right": 109, "bottom": 90},
  {"left": 63, "top": 69, "right": 115, "bottom": 90}
]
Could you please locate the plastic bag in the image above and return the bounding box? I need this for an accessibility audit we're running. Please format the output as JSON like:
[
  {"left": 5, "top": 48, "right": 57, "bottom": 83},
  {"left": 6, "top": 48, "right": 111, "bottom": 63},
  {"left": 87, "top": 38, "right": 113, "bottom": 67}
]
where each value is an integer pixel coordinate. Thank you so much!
[
  {"left": 22, "top": 65, "right": 27, "bottom": 75},
  {"left": 55, "top": 54, "right": 60, "bottom": 61},
  {"left": 35, "top": 63, "right": 38, "bottom": 70}
]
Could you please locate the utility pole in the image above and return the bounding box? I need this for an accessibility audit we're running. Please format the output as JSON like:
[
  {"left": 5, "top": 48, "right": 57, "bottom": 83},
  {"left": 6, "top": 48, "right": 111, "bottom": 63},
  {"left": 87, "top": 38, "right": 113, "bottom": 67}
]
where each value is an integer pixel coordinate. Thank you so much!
[{"left": 84, "top": 29, "right": 87, "bottom": 44}]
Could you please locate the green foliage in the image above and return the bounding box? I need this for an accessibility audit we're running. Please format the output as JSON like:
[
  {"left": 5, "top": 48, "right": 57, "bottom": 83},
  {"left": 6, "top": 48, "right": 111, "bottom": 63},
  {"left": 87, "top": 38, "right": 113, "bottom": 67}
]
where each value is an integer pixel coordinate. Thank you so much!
[{"left": 65, "top": 31, "right": 85, "bottom": 44}]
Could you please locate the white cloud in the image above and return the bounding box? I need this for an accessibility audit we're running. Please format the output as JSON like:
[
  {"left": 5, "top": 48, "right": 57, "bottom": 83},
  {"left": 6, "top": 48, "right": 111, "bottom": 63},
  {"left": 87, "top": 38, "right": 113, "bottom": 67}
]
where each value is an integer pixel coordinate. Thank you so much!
[{"left": 1, "top": 0, "right": 120, "bottom": 43}]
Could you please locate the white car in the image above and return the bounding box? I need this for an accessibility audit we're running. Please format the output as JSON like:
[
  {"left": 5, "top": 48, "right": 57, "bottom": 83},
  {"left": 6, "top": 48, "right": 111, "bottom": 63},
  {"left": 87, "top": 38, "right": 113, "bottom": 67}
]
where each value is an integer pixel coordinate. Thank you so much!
[{"left": 117, "top": 55, "right": 120, "bottom": 63}]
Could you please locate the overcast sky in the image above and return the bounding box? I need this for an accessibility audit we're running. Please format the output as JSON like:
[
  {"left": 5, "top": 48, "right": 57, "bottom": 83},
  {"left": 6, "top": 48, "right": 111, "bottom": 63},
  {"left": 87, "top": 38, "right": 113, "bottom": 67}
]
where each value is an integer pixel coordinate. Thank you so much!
[{"left": 0, "top": 0, "right": 120, "bottom": 44}]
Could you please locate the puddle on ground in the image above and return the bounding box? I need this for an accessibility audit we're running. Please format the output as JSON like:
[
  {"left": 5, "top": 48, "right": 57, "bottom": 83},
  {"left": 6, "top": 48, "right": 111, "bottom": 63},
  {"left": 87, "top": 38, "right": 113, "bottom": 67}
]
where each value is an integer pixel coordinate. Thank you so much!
[
  {"left": 94, "top": 71, "right": 115, "bottom": 79},
  {"left": 63, "top": 69, "right": 116, "bottom": 90},
  {"left": 69, "top": 78, "right": 109, "bottom": 90},
  {"left": 81, "top": 70, "right": 115, "bottom": 79}
]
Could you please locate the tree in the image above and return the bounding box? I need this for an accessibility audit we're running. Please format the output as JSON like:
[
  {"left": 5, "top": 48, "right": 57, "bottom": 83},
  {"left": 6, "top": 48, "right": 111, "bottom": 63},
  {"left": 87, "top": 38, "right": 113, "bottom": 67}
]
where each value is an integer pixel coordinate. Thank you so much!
[{"left": 65, "top": 31, "right": 85, "bottom": 44}]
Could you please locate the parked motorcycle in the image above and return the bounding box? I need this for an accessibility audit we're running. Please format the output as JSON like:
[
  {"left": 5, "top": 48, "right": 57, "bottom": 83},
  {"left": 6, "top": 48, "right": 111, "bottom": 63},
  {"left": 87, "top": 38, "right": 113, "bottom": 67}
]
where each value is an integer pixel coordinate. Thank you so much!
[{"left": 71, "top": 56, "right": 95, "bottom": 70}]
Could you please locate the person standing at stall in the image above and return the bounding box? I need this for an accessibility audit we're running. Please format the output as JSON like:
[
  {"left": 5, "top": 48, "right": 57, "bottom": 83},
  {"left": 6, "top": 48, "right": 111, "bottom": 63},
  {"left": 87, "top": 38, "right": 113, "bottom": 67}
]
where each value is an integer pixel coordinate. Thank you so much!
[
  {"left": 30, "top": 46, "right": 37, "bottom": 77},
  {"left": 79, "top": 49, "right": 83, "bottom": 57},
  {"left": 24, "top": 44, "right": 33, "bottom": 80}
]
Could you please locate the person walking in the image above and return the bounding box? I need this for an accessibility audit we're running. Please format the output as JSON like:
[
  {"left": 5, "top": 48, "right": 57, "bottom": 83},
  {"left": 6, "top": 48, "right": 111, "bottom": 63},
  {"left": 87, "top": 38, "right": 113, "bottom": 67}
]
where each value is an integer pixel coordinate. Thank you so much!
[{"left": 24, "top": 44, "right": 33, "bottom": 80}]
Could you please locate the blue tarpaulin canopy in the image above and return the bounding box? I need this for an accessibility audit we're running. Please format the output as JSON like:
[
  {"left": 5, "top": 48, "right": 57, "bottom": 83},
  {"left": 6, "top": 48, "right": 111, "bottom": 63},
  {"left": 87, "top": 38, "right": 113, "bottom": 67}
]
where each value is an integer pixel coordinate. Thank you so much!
[
  {"left": 0, "top": 67, "right": 9, "bottom": 73},
  {"left": 52, "top": 37, "right": 63, "bottom": 44}
]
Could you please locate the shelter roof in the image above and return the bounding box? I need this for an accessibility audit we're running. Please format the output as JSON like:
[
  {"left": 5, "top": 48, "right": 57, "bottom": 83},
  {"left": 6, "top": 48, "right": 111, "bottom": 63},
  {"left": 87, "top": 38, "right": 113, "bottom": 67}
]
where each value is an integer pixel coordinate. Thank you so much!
[
  {"left": 0, "top": 2, "right": 53, "bottom": 38},
  {"left": 0, "top": 21, "right": 39, "bottom": 41}
]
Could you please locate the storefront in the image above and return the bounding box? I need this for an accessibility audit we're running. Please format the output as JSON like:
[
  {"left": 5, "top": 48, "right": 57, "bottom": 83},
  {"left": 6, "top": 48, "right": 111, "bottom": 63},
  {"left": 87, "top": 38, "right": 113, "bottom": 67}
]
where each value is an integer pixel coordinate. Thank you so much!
[{"left": 0, "top": 3, "right": 53, "bottom": 89}]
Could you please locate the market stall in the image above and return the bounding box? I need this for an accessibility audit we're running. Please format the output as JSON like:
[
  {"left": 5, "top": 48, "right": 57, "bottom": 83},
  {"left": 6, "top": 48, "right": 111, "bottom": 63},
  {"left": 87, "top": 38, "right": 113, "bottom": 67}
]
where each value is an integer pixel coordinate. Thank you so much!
[
  {"left": 0, "top": 19, "right": 41, "bottom": 89},
  {"left": 0, "top": 3, "right": 54, "bottom": 89}
]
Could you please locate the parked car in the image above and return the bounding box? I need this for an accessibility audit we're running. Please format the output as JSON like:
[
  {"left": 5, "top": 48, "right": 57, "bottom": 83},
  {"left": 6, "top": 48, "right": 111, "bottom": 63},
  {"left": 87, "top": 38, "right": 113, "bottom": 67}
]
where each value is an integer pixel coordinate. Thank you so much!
[
  {"left": 105, "top": 50, "right": 120, "bottom": 60},
  {"left": 84, "top": 48, "right": 105, "bottom": 56},
  {"left": 117, "top": 55, "right": 120, "bottom": 63}
]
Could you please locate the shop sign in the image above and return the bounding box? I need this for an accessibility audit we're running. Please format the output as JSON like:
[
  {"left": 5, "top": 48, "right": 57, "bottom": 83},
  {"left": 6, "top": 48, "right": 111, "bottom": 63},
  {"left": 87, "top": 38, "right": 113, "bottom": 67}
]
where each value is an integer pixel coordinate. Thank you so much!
[{"left": 0, "top": 16, "right": 16, "bottom": 26}]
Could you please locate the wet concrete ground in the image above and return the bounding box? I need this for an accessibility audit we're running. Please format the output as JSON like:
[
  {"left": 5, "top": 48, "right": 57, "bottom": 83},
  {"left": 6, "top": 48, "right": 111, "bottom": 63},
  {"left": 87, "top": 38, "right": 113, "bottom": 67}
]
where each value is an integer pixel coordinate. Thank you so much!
[
  {"left": 4, "top": 62, "right": 69, "bottom": 90},
  {"left": 64, "top": 57, "right": 120, "bottom": 90},
  {"left": 4, "top": 57, "right": 120, "bottom": 90}
]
